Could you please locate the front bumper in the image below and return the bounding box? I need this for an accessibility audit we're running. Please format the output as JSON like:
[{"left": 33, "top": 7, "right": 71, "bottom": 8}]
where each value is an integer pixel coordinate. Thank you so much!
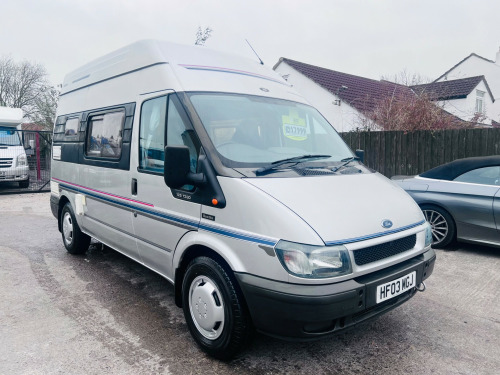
[
  {"left": 0, "top": 166, "right": 29, "bottom": 182},
  {"left": 236, "top": 248, "right": 435, "bottom": 340}
]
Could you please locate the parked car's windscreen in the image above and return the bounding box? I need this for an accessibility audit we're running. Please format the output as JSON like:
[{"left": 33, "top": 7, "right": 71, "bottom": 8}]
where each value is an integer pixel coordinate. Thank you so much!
[
  {"left": 0, "top": 127, "right": 22, "bottom": 146},
  {"left": 188, "top": 93, "right": 353, "bottom": 168}
]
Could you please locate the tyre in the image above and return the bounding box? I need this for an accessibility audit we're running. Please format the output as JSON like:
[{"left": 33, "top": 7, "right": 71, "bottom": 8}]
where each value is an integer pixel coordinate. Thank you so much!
[
  {"left": 19, "top": 179, "right": 29, "bottom": 188},
  {"left": 421, "top": 204, "right": 456, "bottom": 248},
  {"left": 60, "top": 202, "right": 91, "bottom": 255},
  {"left": 182, "top": 256, "right": 252, "bottom": 360}
]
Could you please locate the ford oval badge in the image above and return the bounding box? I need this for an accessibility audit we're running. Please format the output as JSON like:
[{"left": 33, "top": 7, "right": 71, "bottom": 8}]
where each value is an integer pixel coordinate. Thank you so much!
[{"left": 382, "top": 220, "right": 393, "bottom": 229}]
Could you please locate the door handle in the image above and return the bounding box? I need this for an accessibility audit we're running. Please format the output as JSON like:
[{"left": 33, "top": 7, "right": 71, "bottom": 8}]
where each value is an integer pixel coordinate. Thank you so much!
[{"left": 131, "top": 178, "right": 137, "bottom": 195}]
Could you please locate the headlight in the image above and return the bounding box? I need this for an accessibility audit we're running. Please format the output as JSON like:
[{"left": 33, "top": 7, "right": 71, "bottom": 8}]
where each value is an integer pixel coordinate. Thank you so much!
[
  {"left": 424, "top": 222, "right": 433, "bottom": 247},
  {"left": 17, "top": 154, "right": 27, "bottom": 166},
  {"left": 275, "top": 240, "right": 352, "bottom": 278}
]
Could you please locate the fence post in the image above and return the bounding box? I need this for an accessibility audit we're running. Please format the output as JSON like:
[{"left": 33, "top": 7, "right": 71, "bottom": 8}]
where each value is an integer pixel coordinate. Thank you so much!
[{"left": 36, "top": 132, "right": 41, "bottom": 181}]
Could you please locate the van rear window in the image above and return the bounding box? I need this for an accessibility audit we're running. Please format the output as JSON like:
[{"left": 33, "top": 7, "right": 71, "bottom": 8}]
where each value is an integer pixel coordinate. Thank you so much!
[{"left": 86, "top": 111, "right": 125, "bottom": 159}]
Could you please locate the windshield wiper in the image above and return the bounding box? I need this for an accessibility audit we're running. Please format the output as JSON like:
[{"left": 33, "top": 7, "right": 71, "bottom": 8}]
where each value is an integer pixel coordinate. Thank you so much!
[
  {"left": 331, "top": 156, "right": 360, "bottom": 172},
  {"left": 255, "top": 154, "right": 331, "bottom": 176}
]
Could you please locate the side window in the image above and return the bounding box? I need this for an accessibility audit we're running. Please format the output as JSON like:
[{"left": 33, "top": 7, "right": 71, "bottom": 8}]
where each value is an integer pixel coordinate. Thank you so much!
[
  {"left": 86, "top": 111, "right": 125, "bottom": 159},
  {"left": 167, "top": 96, "right": 198, "bottom": 175},
  {"left": 64, "top": 118, "right": 79, "bottom": 136},
  {"left": 454, "top": 166, "right": 500, "bottom": 185},
  {"left": 139, "top": 96, "right": 167, "bottom": 172}
]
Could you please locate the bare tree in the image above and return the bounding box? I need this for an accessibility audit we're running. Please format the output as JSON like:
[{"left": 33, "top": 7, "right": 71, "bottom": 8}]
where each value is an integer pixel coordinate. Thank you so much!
[
  {"left": 195, "top": 26, "right": 213, "bottom": 46},
  {"left": 0, "top": 56, "right": 58, "bottom": 128},
  {"left": 31, "top": 85, "right": 61, "bottom": 130},
  {"left": 362, "top": 90, "right": 470, "bottom": 131},
  {"left": 381, "top": 68, "right": 431, "bottom": 86}
]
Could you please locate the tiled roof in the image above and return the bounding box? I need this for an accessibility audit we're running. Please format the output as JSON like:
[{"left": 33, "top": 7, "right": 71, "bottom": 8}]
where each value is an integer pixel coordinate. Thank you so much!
[
  {"left": 276, "top": 58, "right": 412, "bottom": 114},
  {"left": 411, "top": 76, "right": 494, "bottom": 102}
]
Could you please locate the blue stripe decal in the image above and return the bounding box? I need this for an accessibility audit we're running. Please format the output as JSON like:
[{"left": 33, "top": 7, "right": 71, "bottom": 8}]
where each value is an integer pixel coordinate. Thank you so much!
[
  {"left": 325, "top": 220, "right": 426, "bottom": 246},
  {"left": 198, "top": 223, "right": 277, "bottom": 247},
  {"left": 59, "top": 182, "right": 277, "bottom": 246}
]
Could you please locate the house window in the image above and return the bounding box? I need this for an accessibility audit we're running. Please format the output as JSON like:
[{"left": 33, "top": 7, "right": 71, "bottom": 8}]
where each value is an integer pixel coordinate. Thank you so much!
[
  {"left": 476, "top": 90, "right": 485, "bottom": 114},
  {"left": 86, "top": 111, "right": 125, "bottom": 159}
]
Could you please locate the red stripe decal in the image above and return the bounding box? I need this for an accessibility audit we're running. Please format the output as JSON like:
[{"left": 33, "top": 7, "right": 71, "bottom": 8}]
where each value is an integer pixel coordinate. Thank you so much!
[{"left": 52, "top": 178, "right": 154, "bottom": 207}]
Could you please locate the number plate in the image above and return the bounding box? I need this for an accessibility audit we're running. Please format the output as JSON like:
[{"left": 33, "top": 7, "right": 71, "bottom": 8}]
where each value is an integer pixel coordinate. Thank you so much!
[
  {"left": 376, "top": 271, "right": 416, "bottom": 303},
  {"left": 0, "top": 171, "right": 5, "bottom": 176}
]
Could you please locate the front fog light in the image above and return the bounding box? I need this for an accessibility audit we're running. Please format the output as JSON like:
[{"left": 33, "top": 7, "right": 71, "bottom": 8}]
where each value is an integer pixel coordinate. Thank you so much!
[
  {"left": 275, "top": 240, "right": 352, "bottom": 279},
  {"left": 424, "top": 222, "right": 433, "bottom": 247}
]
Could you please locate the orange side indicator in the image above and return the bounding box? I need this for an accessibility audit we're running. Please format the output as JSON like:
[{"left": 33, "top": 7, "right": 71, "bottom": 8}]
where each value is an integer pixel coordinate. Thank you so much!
[{"left": 212, "top": 198, "right": 218, "bottom": 206}]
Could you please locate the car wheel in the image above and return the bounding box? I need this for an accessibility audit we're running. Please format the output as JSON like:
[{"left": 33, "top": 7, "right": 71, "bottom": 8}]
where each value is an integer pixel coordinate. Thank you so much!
[
  {"left": 421, "top": 204, "right": 456, "bottom": 248},
  {"left": 182, "top": 256, "right": 252, "bottom": 360},
  {"left": 18, "top": 179, "right": 29, "bottom": 188},
  {"left": 61, "top": 202, "right": 91, "bottom": 255}
]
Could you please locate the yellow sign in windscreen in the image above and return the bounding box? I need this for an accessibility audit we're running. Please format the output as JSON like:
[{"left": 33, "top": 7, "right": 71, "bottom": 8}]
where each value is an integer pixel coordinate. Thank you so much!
[{"left": 282, "top": 110, "right": 307, "bottom": 141}]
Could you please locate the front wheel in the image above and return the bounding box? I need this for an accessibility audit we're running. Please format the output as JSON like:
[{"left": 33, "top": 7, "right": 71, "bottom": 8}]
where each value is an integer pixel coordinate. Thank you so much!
[
  {"left": 182, "top": 256, "right": 252, "bottom": 360},
  {"left": 19, "top": 179, "right": 29, "bottom": 188},
  {"left": 421, "top": 204, "right": 455, "bottom": 248},
  {"left": 61, "top": 202, "right": 91, "bottom": 255}
]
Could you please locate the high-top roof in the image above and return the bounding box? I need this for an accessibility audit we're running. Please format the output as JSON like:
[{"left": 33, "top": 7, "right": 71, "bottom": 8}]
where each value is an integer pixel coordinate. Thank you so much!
[
  {"left": 274, "top": 58, "right": 412, "bottom": 114},
  {"left": 61, "top": 40, "right": 290, "bottom": 96},
  {"left": 411, "top": 76, "right": 494, "bottom": 102}
]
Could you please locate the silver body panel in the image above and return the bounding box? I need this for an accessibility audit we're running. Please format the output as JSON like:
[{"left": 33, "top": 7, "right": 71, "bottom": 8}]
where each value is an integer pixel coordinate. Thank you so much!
[
  {"left": 51, "top": 40, "right": 431, "bottom": 291},
  {"left": 396, "top": 176, "right": 500, "bottom": 247}
]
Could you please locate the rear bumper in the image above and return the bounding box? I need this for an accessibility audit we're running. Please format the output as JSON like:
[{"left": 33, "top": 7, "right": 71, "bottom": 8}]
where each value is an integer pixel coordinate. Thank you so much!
[{"left": 236, "top": 248, "right": 435, "bottom": 340}]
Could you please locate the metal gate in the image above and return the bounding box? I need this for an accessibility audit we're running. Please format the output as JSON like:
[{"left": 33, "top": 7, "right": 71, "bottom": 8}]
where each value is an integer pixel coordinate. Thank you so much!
[{"left": 0, "top": 129, "right": 52, "bottom": 194}]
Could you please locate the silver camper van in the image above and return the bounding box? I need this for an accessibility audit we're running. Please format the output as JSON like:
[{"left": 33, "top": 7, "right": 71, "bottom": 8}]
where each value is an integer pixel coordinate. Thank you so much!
[{"left": 50, "top": 40, "right": 435, "bottom": 359}]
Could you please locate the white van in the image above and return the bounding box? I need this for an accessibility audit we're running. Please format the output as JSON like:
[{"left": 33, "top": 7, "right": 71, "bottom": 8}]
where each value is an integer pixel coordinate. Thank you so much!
[
  {"left": 0, "top": 107, "right": 29, "bottom": 188},
  {"left": 50, "top": 40, "right": 435, "bottom": 359}
]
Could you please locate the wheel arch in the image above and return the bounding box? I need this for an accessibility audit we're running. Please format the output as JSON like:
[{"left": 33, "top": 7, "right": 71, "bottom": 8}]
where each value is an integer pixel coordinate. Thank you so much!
[{"left": 173, "top": 234, "right": 247, "bottom": 308}]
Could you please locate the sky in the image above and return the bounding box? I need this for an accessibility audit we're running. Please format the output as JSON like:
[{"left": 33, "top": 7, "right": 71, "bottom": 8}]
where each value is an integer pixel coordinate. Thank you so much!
[{"left": 2, "top": 0, "right": 500, "bottom": 86}]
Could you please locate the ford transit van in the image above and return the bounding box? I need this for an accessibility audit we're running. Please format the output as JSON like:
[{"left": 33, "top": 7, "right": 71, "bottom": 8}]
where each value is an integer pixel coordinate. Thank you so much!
[
  {"left": 0, "top": 107, "right": 29, "bottom": 188},
  {"left": 50, "top": 40, "right": 435, "bottom": 359}
]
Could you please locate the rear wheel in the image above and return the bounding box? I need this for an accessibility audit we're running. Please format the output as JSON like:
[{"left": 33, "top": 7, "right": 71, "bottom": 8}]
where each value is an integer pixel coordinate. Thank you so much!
[
  {"left": 182, "top": 256, "right": 252, "bottom": 360},
  {"left": 421, "top": 204, "right": 455, "bottom": 248},
  {"left": 61, "top": 202, "right": 90, "bottom": 255}
]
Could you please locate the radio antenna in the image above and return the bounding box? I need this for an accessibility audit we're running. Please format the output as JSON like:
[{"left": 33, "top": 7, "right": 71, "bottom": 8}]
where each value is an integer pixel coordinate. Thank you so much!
[{"left": 246, "top": 39, "right": 264, "bottom": 65}]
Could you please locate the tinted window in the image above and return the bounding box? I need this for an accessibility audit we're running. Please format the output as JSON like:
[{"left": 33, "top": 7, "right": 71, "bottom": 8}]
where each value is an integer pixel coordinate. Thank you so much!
[
  {"left": 86, "top": 111, "right": 124, "bottom": 159},
  {"left": 139, "top": 96, "right": 167, "bottom": 172},
  {"left": 139, "top": 95, "right": 199, "bottom": 186},
  {"left": 454, "top": 166, "right": 500, "bottom": 185},
  {"left": 64, "top": 118, "right": 79, "bottom": 136}
]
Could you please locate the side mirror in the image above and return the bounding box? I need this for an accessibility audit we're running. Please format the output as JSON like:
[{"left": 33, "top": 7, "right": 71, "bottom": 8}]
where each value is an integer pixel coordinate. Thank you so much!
[
  {"left": 355, "top": 149, "right": 365, "bottom": 163},
  {"left": 164, "top": 146, "right": 205, "bottom": 189}
]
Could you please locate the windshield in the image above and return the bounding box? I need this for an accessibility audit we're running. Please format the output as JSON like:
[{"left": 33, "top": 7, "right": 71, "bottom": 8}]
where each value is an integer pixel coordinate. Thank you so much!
[
  {"left": 189, "top": 93, "right": 353, "bottom": 168},
  {"left": 0, "top": 127, "right": 22, "bottom": 146}
]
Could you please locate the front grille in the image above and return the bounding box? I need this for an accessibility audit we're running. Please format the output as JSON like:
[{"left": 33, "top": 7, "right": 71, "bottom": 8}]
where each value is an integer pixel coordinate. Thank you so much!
[
  {"left": 0, "top": 158, "right": 13, "bottom": 168},
  {"left": 353, "top": 234, "right": 416, "bottom": 266}
]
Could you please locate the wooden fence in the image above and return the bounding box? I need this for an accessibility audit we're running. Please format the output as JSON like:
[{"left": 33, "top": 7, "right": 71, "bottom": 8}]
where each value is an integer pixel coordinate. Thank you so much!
[{"left": 341, "top": 128, "right": 500, "bottom": 177}]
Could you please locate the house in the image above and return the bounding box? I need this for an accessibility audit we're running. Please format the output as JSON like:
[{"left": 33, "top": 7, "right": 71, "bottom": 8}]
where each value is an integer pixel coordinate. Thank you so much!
[
  {"left": 434, "top": 48, "right": 500, "bottom": 125},
  {"left": 411, "top": 76, "right": 495, "bottom": 125},
  {"left": 273, "top": 58, "right": 411, "bottom": 132}
]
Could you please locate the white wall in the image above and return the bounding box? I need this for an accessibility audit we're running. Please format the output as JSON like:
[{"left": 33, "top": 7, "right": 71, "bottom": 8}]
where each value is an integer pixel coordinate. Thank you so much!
[
  {"left": 436, "top": 55, "right": 500, "bottom": 123},
  {"left": 274, "top": 62, "right": 369, "bottom": 132},
  {"left": 439, "top": 80, "right": 495, "bottom": 124}
]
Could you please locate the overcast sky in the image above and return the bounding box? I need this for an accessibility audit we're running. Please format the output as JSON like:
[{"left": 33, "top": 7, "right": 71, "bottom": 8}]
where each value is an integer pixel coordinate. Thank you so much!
[{"left": 2, "top": 0, "right": 500, "bottom": 86}]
